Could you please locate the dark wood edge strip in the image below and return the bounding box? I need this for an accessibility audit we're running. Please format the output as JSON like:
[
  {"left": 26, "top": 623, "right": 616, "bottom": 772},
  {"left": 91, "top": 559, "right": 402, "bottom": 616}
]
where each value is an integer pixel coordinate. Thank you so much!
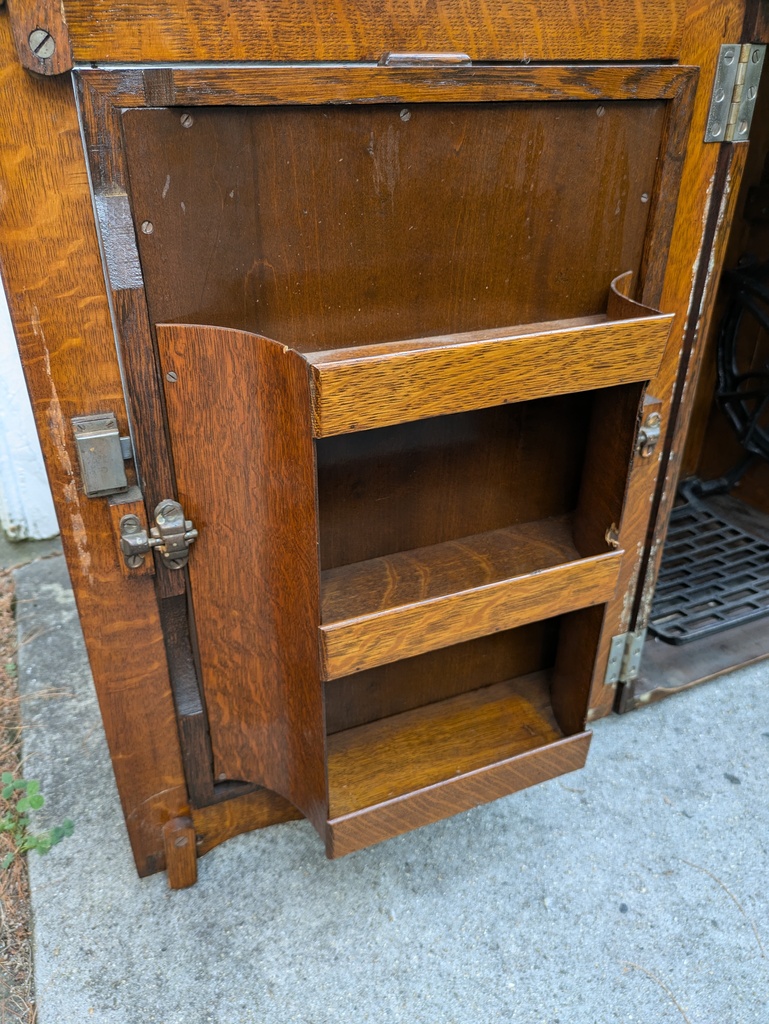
[{"left": 76, "top": 63, "right": 697, "bottom": 109}]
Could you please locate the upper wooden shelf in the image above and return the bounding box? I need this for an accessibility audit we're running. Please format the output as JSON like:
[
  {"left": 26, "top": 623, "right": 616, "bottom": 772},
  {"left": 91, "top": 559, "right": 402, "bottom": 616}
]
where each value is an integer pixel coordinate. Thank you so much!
[{"left": 306, "top": 273, "right": 674, "bottom": 435}]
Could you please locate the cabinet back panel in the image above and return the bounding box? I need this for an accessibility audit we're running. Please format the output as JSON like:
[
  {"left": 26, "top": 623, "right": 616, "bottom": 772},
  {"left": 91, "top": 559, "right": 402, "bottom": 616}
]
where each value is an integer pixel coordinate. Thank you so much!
[
  {"left": 325, "top": 621, "right": 558, "bottom": 734},
  {"left": 317, "top": 394, "right": 591, "bottom": 569},
  {"left": 123, "top": 101, "right": 665, "bottom": 350}
]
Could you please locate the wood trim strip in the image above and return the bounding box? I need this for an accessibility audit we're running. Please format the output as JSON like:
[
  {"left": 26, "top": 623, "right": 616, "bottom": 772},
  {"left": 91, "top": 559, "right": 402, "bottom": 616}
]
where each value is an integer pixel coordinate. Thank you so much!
[
  {"left": 63, "top": 2, "right": 687, "bottom": 66},
  {"left": 320, "top": 549, "right": 621, "bottom": 680},
  {"left": 309, "top": 310, "right": 674, "bottom": 437},
  {"left": 77, "top": 63, "right": 695, "bottom": 110},
  {"left": 327, "top": 731, "right": 591, "bottom": 857}
]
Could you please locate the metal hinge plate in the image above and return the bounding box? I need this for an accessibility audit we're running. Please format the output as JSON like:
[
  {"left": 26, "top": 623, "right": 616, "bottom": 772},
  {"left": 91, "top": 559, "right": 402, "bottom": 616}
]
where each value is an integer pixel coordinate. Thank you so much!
[
  {"left": 705, "top": 43, "right": 766, "bottom": 143},
  {"left": 604, "top": 629, "right": 648, "bottom": 686}
]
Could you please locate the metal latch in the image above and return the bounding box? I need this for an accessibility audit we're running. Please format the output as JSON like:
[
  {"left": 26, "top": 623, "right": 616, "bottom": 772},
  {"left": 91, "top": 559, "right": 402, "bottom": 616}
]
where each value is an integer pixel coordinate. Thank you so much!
[
  {"left": 72, "top": 413, "right": 132, "bottom": 497},
  {"left": 603, "top": 629, "right": 647, "bottom": 686},
  {"left": 637, "top": 410, "right": 662, "bottom": 458},
  {"left": 705, "top": 43, "right": 766, "bottom": 143},
  {"left": 119, "top": 500, "right": 198, "bottom": 570}
]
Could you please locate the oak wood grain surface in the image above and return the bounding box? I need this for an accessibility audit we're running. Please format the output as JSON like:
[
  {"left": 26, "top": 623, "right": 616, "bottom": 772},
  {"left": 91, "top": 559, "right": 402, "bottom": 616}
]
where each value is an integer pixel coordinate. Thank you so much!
[
  {"left": 162, "top": 817, "right": 197, "bottom": 889},
  {"left": 121, "top": 100, "right": 665, "bottom": 354},
  {"left": 155, "top": 323, "right": 327, "bottom": 833},
  {"left": 0, "top": 12, "right": 188, "bottom": 877},
  {"left": 320, "top": 520, "right": 621, "bottom": 678},
  {"left": 84, "top": 64, "right": 693, "bottom": 109},
  {"left": 309, "top": 309, "right": 673, "bottom": 436},
  {"left": 62, "top": 1, "right": 686, "bottom": 64},
  {"left": 327, "top": 730, "right": 591, "bottom": 857},
  {"left": 325, "top": 623, "right": 558, "bottom": 733},
  {"left": 317, "top": 397, "right": 592, "bottom": 570},
  {"left": 327, "top": 673, "right": 562, "bottom": 817},
  {"left": 326, "top": 672, "right": 591, "bottom": 855}
]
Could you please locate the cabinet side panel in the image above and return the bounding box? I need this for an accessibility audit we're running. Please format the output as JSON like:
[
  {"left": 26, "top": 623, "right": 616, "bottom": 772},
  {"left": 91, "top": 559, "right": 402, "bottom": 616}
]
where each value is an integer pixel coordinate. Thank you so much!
[
  {"left": 155, "top": 324, "right": 327, "bottom": 832},
  {"left": 0, "top": 13, "right": 188, "bottom": 876}
]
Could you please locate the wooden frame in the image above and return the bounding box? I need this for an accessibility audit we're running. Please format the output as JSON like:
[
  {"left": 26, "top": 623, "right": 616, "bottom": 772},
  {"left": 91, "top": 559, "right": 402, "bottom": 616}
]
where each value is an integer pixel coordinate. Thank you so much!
[{"left": 0, "top": 0, "right": 754, "bottom": 884}]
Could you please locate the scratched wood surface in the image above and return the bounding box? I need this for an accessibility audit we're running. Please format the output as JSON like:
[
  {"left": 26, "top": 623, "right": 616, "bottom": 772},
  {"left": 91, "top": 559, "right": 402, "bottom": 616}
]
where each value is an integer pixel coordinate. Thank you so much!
[
  {"left": 0, "top": 12, "right": 191, "bottom": 878},
  {"left": 320, "top": 520, "right": 621, "bottom": 678},
  {"left": 155, "top": 323, "right": 327, "bottom": 833},
  {"left": 61, "top": 0, "right": 686, "bottom": 64}
]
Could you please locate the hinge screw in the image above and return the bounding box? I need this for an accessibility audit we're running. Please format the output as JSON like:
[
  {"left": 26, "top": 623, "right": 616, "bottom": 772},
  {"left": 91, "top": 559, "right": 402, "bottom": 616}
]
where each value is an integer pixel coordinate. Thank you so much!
[{"left": 28, "top": 28, "right": 55, "bottom": 59}]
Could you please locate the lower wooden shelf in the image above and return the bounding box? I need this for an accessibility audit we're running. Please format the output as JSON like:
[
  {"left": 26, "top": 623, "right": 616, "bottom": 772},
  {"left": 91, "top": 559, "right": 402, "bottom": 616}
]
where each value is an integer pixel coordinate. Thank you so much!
[{"left": 325, "top": 671, "right": 591, "bottom": 857}]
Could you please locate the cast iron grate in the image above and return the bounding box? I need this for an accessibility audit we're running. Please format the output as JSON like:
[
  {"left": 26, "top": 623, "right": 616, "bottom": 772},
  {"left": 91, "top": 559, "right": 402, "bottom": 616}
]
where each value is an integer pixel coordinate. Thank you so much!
[{"left": 649, "top": 497, "right": 769, "bottom": 644}]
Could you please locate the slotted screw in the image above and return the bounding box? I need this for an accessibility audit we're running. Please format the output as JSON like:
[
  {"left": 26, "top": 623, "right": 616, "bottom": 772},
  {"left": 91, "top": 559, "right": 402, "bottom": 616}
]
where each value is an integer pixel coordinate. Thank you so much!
[{"left": 28, "top": 28, "right": 55, "bottom": 59}]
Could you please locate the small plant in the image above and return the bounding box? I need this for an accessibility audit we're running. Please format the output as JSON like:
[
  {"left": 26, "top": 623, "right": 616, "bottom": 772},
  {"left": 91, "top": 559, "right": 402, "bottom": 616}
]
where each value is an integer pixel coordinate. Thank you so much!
[{"left": 0, "top": 772, "right": 74, "bottom": 869}]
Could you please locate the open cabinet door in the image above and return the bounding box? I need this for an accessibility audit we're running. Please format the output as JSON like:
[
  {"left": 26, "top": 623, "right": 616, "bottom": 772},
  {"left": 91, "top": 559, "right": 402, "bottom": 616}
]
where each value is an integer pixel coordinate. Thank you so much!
[{"left": 56, "top": 0, "right": 755, "bottom": 875}]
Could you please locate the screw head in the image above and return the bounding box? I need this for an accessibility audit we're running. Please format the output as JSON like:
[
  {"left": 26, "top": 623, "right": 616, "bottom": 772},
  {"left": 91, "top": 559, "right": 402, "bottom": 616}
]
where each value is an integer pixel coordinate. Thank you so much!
[
  {"left": 125, "top": 554, "right": 144, "bottom": 569},
  {"left": 180, "top": 113, "right": 194, "bottom": 128},
  {"left": 141, "top": 221, "right": 154, "bottom": 235},
  {"left": 166, "top": 370, "right": 178, "bottom": 383},
  {"left": 28, "top": 28, "right": 55, "bottom": 59},
  {"left": 174, "top": 835, "right": 189, "bottom": 848},
  {"left": 753, "top": 48, "right": 762, "bottom": 64},
  {"left": 120, "top": 514, "right": 141, "bottom": 535}
]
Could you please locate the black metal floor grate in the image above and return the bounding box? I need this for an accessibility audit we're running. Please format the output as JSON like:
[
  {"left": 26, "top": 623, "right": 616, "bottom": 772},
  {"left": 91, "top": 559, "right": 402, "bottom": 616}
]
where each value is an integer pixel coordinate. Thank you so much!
[{"left": 649, "top": 497, "right": 769, "bottom": 645}]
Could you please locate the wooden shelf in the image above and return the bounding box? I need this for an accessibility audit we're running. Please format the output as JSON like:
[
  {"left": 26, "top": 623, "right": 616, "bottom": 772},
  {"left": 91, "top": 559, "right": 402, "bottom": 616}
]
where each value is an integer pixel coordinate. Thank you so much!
[
  {"left": 306, "top": 276, "right": 674, "bottom": 436},
  {"left": 320, "top": 514, "right": 621, "bottom": 678},
  {"left": 326, "top": 671, "right": 591, "bottom": 856}
]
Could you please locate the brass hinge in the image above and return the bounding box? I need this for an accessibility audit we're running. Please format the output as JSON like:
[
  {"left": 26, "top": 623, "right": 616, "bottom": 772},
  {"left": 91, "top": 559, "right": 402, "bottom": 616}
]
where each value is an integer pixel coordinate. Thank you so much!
[
  {"left": 705, "top": 44, "right": 766, "bottom": 143},
  {"left": 603, "top": 629, "right": 647, "bottom": 686}
]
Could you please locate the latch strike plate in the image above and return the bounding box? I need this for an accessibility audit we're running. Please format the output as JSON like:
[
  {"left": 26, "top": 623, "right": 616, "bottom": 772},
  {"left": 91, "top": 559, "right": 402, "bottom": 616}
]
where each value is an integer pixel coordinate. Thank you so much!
[
  {"left": 705, "top": 44, "right": 766, "bottom": 143},
  {"left": 72, "top": 413, "right": 129, "bottom": 498}
]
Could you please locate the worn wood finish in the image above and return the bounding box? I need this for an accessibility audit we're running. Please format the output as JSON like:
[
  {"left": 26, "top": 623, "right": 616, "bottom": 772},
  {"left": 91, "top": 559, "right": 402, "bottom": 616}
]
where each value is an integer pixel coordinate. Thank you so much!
[
  {"left": 586, "top": 0, "right": 749, "bottom": 718},
  {"left": 162, "top": 817, "right": 198, "bottom": 889},
  {"left": 327, "top": 673, "right": 591, "bottom": 857},
  {"left": 0, "top": 12, "right": 189, "bottom": 877},
  {"left": 308, "top": 308, "right": 673, "bottom": 437},
  {"left": 6, "top": 0, "right": 73, "bottom": 74},
  {"left": 320, "top": 521, "right": 621, "bottom": 678},
  {"left": 155, "top": 323, "right": 327, "bottom": 831},
  {"left": 325, "top": 623, "right": 557, "bottom": 734},
  {"left": 83, "top": 64, "right": 693, "bottom": 110},
  {"left": 119, "top": 97, "right": 666, "bottom": 355},
  {"left": 62, "top": 2, "right": 686, "bottom": 65},
  {"left": 78, "top": 79, "right": 186, "bottom": 602}
]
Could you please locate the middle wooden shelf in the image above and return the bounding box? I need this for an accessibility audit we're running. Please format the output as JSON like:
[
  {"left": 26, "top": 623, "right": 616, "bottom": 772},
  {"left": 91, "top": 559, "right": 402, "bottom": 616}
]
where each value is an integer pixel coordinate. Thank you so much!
[{"left": 320, "top": 513, "right": 622, "bottom": 678}]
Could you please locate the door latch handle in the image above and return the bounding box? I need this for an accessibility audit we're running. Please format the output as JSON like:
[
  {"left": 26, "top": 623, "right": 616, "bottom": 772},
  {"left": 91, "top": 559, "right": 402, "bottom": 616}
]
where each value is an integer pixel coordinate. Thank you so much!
[
  {"left": 637, "top": 410, "right": 662, "bottom": 458},
  {"left": 119, "top": 500, "right": 198, "bottom": 570}
]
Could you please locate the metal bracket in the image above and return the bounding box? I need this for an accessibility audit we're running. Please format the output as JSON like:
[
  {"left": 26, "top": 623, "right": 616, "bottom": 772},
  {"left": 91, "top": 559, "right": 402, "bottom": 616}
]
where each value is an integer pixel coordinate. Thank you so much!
[
  {"left": 119, "top": 499, "right": 198, "bottom": 570},
  {"left": 637, "top": 410, "right": 662, "bottom": 458},
  {"left": 705, "top": 44, "right": 766, "bottom": 143},
  {"left": 603, "top": 629, "right": 647, "bottom": 686},
  {"left": 72, "top": 413, "right": 130, "bottom": 498}
]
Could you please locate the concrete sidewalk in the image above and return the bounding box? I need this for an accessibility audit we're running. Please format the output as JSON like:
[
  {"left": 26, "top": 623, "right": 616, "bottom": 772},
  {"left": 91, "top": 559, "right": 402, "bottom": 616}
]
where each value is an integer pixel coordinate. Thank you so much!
[{"left": 15, "top": 556, "right": 769, "bottom": 1024}]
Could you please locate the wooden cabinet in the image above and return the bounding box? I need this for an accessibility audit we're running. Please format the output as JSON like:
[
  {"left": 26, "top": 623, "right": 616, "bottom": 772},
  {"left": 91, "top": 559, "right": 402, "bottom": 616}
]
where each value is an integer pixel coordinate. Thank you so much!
[{"left": 0, "top": 0, "right": 762, "bottom": 886}]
